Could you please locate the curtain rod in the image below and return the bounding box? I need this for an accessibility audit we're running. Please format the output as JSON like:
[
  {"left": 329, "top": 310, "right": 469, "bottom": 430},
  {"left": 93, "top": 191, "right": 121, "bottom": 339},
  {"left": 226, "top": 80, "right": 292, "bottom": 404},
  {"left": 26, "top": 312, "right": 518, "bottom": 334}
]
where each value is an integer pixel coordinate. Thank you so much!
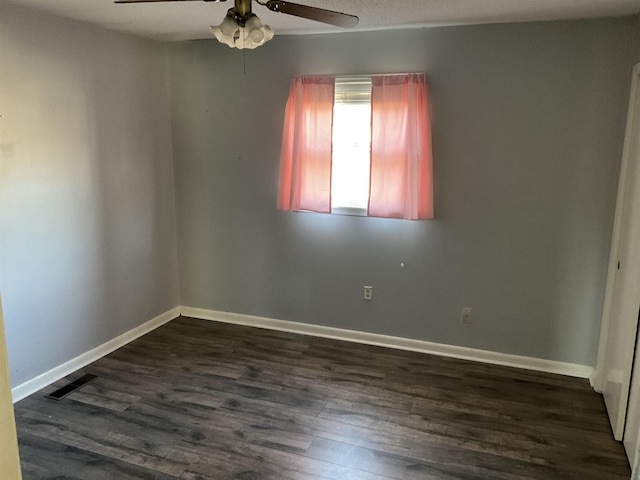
[{"left": 335, "top": 72, "right": 424, "bottom": 78}]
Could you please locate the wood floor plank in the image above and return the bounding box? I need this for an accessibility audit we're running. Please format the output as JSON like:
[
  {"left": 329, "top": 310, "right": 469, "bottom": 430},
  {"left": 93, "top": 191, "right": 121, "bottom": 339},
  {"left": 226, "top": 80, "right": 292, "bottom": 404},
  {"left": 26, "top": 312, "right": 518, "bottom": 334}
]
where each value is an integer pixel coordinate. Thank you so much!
[
  {"left": 17, "top": 408, "right": 189, "bottom": 477},
  {"left": 18, "top": 433, "right": 183, "bottom": 480},
  {"left": 14, "top": 316, "right": 631, "bottom": 480}
]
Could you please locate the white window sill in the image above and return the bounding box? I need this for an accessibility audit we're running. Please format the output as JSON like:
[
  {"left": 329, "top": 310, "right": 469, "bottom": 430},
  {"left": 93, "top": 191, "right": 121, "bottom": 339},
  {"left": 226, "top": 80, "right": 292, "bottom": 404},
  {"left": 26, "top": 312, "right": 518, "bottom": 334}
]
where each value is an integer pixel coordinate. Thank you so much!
[{"left": 331, "top": 206, "right": 367, "bottom": 217}]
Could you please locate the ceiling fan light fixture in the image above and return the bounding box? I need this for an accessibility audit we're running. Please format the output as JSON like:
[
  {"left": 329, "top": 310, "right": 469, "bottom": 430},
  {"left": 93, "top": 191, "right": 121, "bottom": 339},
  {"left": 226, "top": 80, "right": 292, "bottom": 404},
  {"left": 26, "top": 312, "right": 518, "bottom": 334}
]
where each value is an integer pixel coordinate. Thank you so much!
[
  {"left": 210, "top": 12, "right": 273, "bottom": 50},
  {"left": 241, "top": 14, "right": 274, "bottom": 49},
  {"left": 210, "top": 14, "right": 239, "bottom": 48}
]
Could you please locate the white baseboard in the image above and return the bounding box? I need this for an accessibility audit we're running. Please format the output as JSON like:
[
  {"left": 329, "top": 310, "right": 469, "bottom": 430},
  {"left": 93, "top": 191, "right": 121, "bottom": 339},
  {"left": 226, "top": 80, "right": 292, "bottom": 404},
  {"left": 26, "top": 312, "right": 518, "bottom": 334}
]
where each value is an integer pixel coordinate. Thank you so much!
[
  {"left": 11, "top": 307, "right": 180, "bottom": 403},
  {"left": 12, "top": 305, "right": 594, "bottom": 404},
  {"left": 180, "top": 306, "right": 594, "bottom": 379}
]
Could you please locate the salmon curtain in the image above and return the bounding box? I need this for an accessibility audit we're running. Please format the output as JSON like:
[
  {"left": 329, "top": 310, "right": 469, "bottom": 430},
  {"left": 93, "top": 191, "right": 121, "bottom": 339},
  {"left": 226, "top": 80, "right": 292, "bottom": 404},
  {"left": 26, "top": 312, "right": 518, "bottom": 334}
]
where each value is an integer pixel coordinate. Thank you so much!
[
  {"left": 277, "top": 76, "right": 335, "bottom": 213},
  {"left": 369, "top": 73, "right": 434, "bottom": 220}
]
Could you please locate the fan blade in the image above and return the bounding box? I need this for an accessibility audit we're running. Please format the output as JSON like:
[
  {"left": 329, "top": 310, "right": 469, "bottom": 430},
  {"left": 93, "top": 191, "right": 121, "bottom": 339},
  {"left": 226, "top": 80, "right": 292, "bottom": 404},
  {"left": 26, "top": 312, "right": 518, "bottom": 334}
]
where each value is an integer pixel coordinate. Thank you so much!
[
  {"left": 115, "top": 0, "right": 221, "bottom": 4},
  {"left": 264, "top": 1, "right": 358, "bottom": 28}
]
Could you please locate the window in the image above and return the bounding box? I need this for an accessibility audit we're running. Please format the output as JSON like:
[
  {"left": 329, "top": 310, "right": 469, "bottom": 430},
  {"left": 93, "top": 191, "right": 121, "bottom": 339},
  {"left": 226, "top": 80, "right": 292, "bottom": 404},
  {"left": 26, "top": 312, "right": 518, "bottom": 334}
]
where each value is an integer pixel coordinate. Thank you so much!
[
  {"left": 331, "top": 77, "right": 372, "bottom": 215},
  {"left": 277, "top": 73, "right": 433, "bottom": 220}
]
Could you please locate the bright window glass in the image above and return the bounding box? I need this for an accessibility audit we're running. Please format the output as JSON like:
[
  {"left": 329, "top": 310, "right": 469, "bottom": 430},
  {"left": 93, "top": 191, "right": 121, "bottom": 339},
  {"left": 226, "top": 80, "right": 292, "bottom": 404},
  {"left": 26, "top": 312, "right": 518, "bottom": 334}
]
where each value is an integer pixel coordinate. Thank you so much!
[{"left": 331, "top": 78, "right": 372, "bottom": 214}]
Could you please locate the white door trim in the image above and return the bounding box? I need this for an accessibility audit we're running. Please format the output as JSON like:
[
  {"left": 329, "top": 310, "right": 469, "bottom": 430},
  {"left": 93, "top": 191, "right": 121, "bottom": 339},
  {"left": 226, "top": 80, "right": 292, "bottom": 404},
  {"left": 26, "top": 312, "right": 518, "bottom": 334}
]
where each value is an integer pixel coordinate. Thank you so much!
[
  {"left": 594, "top": 63, "right": 640, "bottom": 444},
  {"left": 594, "top": 63, "right": 640, "bottom": 393}
]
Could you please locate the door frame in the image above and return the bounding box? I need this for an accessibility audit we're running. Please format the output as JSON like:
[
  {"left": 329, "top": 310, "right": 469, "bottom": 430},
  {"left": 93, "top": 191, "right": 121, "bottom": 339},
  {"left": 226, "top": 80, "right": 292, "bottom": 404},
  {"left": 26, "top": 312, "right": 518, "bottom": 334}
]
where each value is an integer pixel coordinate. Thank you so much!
[
  {"left": 594, "top": 63, "right": 640, "bottom": 441},
  {"left": 0, "top": 294, "right": 22, "bottom": 479}
]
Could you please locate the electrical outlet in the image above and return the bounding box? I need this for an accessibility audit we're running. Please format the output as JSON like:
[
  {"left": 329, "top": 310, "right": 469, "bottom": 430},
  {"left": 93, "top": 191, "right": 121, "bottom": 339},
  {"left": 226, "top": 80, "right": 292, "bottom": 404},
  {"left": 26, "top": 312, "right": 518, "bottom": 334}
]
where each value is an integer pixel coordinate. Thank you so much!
[
  {"left": 364, "top": 286, "right": 373, "bottom": 301},
  {"left": 462, "top": 307, "right": 472, "bottom": 324}
]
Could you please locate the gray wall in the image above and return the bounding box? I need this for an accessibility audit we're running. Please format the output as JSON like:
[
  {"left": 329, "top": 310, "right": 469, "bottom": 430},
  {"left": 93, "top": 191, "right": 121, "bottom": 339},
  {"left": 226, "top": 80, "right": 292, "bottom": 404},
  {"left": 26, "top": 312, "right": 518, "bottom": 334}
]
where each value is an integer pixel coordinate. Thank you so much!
[
  {"left": 169, "top": 18, "right": 636, "bottom": 366},
  {"left": 0, "top": 6, "right": 180, "bottom": 387}
]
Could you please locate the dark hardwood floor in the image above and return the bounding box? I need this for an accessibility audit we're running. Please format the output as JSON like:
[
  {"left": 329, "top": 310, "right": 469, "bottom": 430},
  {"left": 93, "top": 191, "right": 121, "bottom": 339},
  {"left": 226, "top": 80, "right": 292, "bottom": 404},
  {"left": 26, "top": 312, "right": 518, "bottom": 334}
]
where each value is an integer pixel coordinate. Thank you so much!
[{"left": 14, "top": 316, "right": 631, "bottom": 479}]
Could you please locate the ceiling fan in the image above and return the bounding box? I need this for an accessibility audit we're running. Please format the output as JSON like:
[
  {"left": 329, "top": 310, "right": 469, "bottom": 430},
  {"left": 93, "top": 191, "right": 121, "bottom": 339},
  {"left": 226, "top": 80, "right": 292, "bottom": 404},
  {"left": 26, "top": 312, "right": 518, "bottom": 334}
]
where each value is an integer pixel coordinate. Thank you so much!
[{"left": 115, "top": 0, "right": 359, "bottom": 49}]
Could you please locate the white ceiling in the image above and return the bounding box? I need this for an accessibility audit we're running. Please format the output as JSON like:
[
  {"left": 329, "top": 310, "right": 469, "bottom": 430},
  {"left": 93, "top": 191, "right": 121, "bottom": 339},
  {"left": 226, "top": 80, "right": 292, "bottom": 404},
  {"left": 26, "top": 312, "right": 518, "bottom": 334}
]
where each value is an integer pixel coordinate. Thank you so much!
[{"left": 2, "top": 0, "right": 640, "bottom": 42}]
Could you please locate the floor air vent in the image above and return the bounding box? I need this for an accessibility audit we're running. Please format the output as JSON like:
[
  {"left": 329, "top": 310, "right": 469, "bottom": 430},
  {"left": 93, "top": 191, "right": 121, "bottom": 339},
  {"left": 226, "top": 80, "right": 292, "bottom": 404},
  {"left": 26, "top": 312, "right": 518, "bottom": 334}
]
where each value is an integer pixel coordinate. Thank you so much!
[{"left": 45, "top": 374, "right": 97, "bottom": 400}]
